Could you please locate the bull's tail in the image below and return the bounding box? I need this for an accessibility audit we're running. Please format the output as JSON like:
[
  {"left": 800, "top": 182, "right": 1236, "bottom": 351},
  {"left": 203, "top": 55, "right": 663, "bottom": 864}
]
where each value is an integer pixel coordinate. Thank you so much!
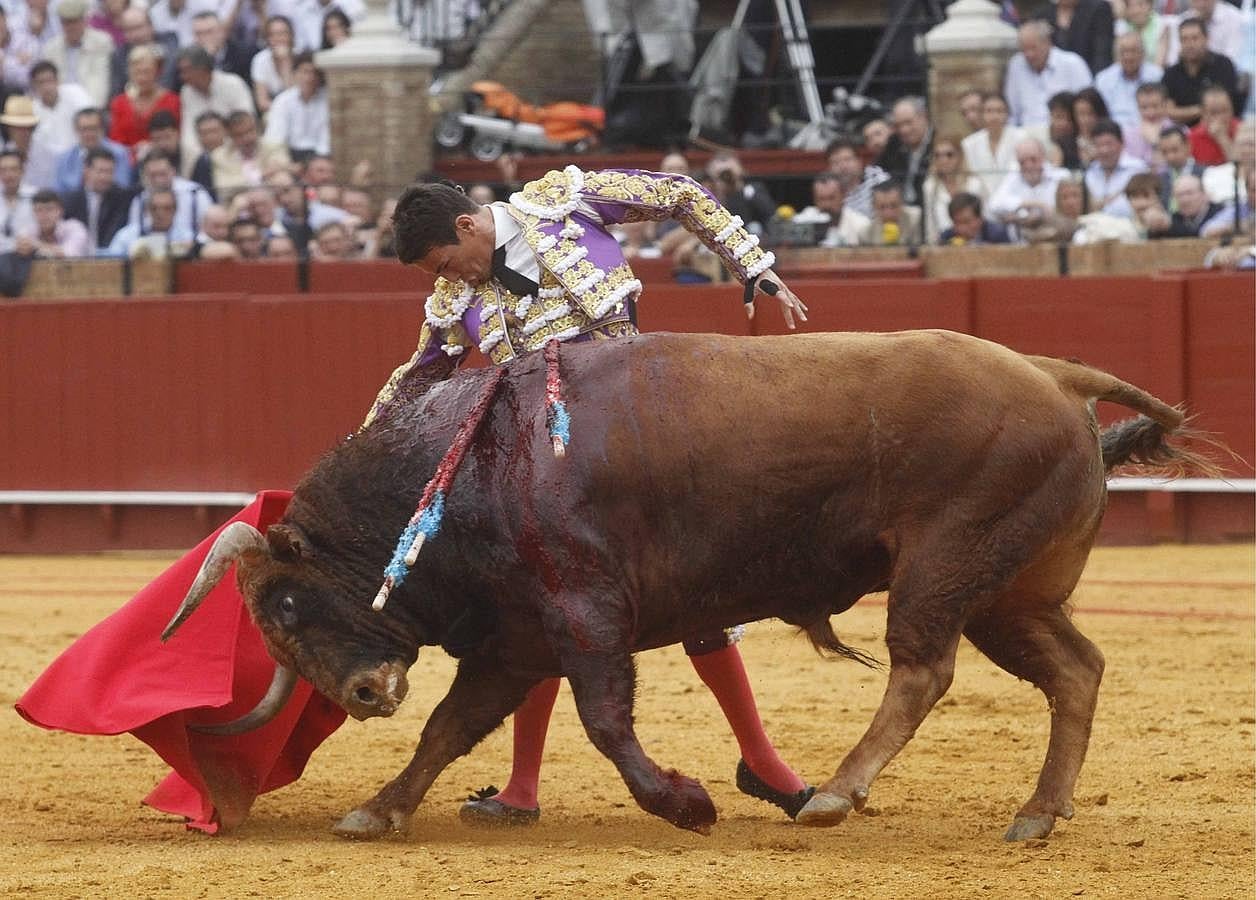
[
  {"left": 803, "top": 618, "right": 881, "bottom": 669},
  {"left": 1028, "top": 355, "right": 1226, "bottom": 476}
]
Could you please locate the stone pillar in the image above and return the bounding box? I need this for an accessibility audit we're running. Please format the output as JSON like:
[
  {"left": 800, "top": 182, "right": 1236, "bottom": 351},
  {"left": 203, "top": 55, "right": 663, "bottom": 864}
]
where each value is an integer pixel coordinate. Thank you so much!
[
  {"left": 315, "top": 0, "right": 440, "bottom": 196},
  {"left": 922, "top": 0, "right": 1018, "bottom": 139}
]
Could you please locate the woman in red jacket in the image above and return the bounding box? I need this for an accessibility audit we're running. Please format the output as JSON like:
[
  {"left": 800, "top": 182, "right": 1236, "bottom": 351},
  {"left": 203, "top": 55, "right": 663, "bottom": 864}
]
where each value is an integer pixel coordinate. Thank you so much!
[{"left": 109, "top": 44, "right": 180, "bottom": 164}]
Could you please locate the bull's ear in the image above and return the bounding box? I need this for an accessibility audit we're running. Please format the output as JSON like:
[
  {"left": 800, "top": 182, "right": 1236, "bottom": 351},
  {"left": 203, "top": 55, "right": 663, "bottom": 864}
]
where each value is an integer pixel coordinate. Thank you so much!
[{"left": 267, "top": 523, "right": 311, "bottom": 561}]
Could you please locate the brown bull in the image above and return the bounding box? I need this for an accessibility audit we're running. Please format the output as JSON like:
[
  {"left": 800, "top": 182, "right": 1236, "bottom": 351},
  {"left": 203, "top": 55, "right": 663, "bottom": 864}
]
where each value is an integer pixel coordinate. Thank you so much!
[{"left": 163, "top": 330, "right": 1214, "bottom": 841}]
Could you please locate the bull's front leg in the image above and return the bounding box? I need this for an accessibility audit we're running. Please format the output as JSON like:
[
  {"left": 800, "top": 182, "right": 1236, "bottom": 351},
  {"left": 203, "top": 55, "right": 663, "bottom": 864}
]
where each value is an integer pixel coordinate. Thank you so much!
[
  {"left": 333, "top": 654, "right": 536, "bottom": 840},
  {"left": 562, "top": 648, "right": 717, "bottom": 834}
]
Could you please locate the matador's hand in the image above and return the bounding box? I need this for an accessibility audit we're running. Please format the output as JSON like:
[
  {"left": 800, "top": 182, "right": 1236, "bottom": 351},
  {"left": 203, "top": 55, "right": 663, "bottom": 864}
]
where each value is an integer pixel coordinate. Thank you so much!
[{"left": 745, "top": 268, "right": 808, "bottom": 329}]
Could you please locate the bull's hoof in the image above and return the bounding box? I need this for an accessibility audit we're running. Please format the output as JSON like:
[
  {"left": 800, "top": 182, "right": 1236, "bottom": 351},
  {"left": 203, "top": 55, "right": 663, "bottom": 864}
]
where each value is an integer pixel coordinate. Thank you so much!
[
  {"left": 1004, "top": 814, "right": 1055, "bottom": 842},
  {"left": 735, "top": 760, "right": 816, "bottom": 820},
  {"left": 332, "top": 806, "right": 408, "bottom": 840},
  {"left": 794, "top": 792, "right": 853, "bottom": 827}
]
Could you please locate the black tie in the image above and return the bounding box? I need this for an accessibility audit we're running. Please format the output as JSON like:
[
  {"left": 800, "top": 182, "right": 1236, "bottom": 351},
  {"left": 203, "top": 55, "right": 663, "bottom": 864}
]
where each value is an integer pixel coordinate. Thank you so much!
[{"left": 492, "top": 244, "right": 539, "bottom": 298}]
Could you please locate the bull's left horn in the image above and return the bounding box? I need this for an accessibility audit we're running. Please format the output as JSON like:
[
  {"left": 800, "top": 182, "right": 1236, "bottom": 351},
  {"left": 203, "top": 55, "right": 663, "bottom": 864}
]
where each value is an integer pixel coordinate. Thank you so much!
[
  {"left": 161, "top": 521, "right": 269, "bottom": 642},
  {"left": 189, "top": 665, "right": 298, "bottom": 736}
]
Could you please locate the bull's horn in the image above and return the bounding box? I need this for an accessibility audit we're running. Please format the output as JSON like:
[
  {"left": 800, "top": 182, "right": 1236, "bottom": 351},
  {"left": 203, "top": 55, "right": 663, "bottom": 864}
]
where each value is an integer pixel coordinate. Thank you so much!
[
  {"left": 161, "top": 521, "right": 268, "bottom": 642},
  {"left": 189, "top": 665, "right": 298, "bottom": 736}
]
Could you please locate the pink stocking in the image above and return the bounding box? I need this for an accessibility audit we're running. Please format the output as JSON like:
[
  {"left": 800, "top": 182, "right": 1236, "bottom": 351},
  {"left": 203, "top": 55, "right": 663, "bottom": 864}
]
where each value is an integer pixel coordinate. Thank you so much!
[{"left": 491, "top": 677, "right": 561, "bottom": 809}]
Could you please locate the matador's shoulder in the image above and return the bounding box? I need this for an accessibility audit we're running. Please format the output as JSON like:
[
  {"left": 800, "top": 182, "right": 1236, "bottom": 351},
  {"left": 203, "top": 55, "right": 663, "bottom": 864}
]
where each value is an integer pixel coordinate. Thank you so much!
[{"left": 510, "top": 165, "right": 587, "bottom": 221}]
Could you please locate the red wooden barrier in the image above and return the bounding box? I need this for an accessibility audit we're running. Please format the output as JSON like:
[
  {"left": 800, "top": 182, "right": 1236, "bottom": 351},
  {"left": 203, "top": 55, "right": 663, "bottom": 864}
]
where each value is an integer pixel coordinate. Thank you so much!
[{"left": 3, "top": 273, "right": 1252, "bottom": 551}]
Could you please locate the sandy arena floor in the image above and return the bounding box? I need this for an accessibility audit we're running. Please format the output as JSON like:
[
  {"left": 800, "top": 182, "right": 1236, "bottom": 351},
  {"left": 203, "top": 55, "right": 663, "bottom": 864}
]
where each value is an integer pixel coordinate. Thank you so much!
[{"left": 2, "top": 545, "right": 1253, "bottom": 899}]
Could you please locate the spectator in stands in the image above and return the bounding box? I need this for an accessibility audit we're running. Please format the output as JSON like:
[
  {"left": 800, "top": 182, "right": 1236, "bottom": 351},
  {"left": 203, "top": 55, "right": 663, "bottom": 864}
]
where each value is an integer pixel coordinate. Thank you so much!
[
  {"left": 1161, "top": 172, "right": 1224, "bottom": 236},
  {"left": 229, "top": 215, "right": 265, "bottom": 259},
  {"left": 1019, "top": 176, "right": 1085, "bottom": 243},
  {"left": 40, "top": 0, "right": 113, "bottom": 108},
  {"left": 54, "top": 107, "right": 131, "bottom": 193},
  {"left": 877, "top": 96, "right": 932, "bottom": 206},
  {"left": 958, "top": 89, "right": 985, "bottom": 135},
  {"left": 111, "top": 7, "right": 179, "bottom": 99},
  {"left": 467, "top": 183, "right": 495, "bottom": 204},
  {"left": 1187, "top": 85, "right": 1239, "bottom": 167},
  {"left": 797, "top": 171, "right": 868, "bottom": 248},
  {"left": 196, "top": 202, "right": 231, "bottom": 245},
  {"left": 19, "top": 189, "right": 89, "bottom": 257},
  {"left": 1072, "top": 87, "right": 1112, "bottom": 166},
  {"left": 1046, "top": 90, "right": 1082, "bottom": 169},
  {"left": 317, "top": 7, "right": 357, "bottom": 52},
  {"left": 29, "top": 61, "right": 93, "bottom": 167},
  {"left": 1084, "top": 119, "right": 1148, "bottom": 217},
  {"left": 12, "top": 0, "right": 60, "bottom": 49},
  {"left": 825, "top": 136, "right": 889, "bottom": 218},
  {"left": 108, "top": 45, "right": 182, "bottom": 164},
  {"left": 1094, "top": 32, "right": 1163, "bottom": 131},
  {"left": 264, "top": 53, "right": 330, "bottom": 162},
  {"left": 0, "top": 96, "right": 56, "bottom": 190},
  {"left": 859, "top": 180, "right": 922, "bottom": 246},
  {"left": 861, "top": 118, "right": 892, "bottom": 159},
  {"left": 62, "top": 146, "right": 134, "bottom": 254},
  {"left": 0, "top": 8, "right": 40, "bottom": 92},
  {"left": 301, "top": 154, "right": 337, "bottom": 187},
  {"left": 108, "top": 187, "right": 192, "bottom": 257},
  {"left": 149, "top": 0, "right": 215, "bottom": 48},
  {"left": 1125, "top": 83, "right": 1173, "bottom": 166},
  {"left": 128, "top": 149, "right": 213, "bottom": 242},
  {"left": 939, "top": 192, "right": 1011, "bottom": 245},
  {"left": 371, "top": 196, "right": 397, "bottom": 258},
  {"left": 988, "top": 136, "right": 1068, "bottom": 229},
  {"left": 188, "top": 110, "right": 227, "bottom": 189},
  {"left": 1032, "top": 0, "right": 1114, "bottom": 74},
  {"left": 1164, "top": 18, "right": 1239, "bottom": 126},
  {"left": 212, "top": 109, "right": 291, "bottom": 202},
  {"left": 962, "top": 92, "right": 1023, "bottom": 196},
  {"left": 0, "top": 149, "right": 36, "bottom": 253},
  {"left": 1202, "top": 156, "right": 1253, "bottom": 238},
  {"left": 1188, "top": 0, "right": 1244, "bottom": 63},
  {"left": 706, "top": 151, "right": 775, "bottom": 235},
  {"left": 312, "top": 219, "right": 358, "bottom": 259},
  {"left": 244, "top": 186, "right": 286, "bottom": 239},
  {"left": 90, "top": 0, "right": 130, "bottom": 47},
  {"left": 1115, "top": 0, "right": 1169, "bottom": 69},
  {"left": 176, "top": 45, "right": 252, "bottom": 173},
  {"left": 265, "top": 232, "right": 299, "bottom": 258},
  {"left": 191, "top": 11, "right": 253, "bottom": 84},
  {"left": 1156, "top": 125, "right": 1205, "bottom": 210},
  {"left": 251, "top": 15, "right": 297, "bottom": 116},
  {"left": 922, "top": 135, "right": 985, "bottom": 244},
  {"left": 1005, "top": 21, "right": 1092, "bottom": 128},
  {"left": 1124, "top": 172, "right": 1172, "bottom": 237}
]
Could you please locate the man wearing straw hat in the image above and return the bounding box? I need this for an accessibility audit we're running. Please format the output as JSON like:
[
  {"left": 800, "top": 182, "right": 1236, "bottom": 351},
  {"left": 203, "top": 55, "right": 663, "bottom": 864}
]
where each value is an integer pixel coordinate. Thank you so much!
[{"left": 0, "top": 95, "right": 56, "bottom": 189}]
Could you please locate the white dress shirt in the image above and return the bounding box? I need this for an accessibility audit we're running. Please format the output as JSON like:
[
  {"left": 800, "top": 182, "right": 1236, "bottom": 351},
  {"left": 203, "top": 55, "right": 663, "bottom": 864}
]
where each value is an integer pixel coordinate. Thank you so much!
[
  {"left": 263, "top": 85, "right": 330, "bottom": 155},
  {"left": 961, "top": 127, "right": 1026, "bottom": 197},
  {"left": 987, "top": 166, "right": 1068, "bottom": 222},
  {"left": 1094, "top": 61, "right": 1165, "bottom": 130},
  {"left": 149, "top": 0, "right": 225, "bottom": 47},
  {"left": 1084, "top": 153, "right": 1149, "bottom": 219},
  {"left": 1201, "top": 1, "right": 1245, "bottom": 62},
  {"left": 0, "top": 183, "right": 35, "bottom": 253},
  {"left": 31, "top": 83, "right": 94, "bottom": 159},
  {"left": 1005, "top": 47, "right": 1094, "bottom": 127},
  {"left": 293, "top": 0, "right": 366, "bottom": 52},
  {"left": 179, "top": 70, "right": 254, "bottom": 167}
]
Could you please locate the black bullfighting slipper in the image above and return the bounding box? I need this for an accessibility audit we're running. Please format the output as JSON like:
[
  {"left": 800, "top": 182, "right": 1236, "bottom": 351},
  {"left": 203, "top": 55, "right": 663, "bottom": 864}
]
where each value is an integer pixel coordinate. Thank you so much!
[
  {"left": 459, "top": 786, "right": 541, "bottom": 827},
  {"left": 735, "top": 760, "right": 816, "bottom": 820}
]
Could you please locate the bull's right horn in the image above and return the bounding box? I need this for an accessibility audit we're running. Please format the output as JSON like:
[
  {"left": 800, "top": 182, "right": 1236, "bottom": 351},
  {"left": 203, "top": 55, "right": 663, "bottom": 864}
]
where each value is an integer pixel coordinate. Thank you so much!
[{"left": 161, "top": 521, "right": 269, "bottom": 642}]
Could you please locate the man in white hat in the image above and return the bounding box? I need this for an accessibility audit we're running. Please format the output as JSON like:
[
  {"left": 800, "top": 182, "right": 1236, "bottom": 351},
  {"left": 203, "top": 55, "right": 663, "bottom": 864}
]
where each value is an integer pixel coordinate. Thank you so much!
[
  {"left": 39, "top": 0, "right": 114, "bottom": 107},
  {"left": 0, "top": 95, "right": 57, "bottom": 189}
]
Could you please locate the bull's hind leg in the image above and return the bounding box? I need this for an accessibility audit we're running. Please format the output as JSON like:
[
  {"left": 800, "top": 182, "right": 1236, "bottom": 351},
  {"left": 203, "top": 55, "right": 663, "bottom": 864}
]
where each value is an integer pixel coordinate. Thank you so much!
[
  {"left": 563, "top": 648, "right": 718, "bottom": 834},
  {"left": 333, "top": 654, "right": 536, "bottom": 839},
  {"left": 964, "top": 603, "right": 1105, "bottom": 841}
]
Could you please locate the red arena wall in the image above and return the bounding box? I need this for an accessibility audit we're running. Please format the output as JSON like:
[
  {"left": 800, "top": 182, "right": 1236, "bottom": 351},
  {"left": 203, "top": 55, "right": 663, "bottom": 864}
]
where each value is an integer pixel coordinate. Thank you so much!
[{"left": 2, "top": 271, "right": 1251, "bottom": 551}]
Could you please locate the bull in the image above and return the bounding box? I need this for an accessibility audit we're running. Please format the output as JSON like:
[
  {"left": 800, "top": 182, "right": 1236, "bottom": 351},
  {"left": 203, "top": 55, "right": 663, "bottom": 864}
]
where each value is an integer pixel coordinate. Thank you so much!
[{"left": 163, "top": 330, "right": 1214, "bottom": 841}]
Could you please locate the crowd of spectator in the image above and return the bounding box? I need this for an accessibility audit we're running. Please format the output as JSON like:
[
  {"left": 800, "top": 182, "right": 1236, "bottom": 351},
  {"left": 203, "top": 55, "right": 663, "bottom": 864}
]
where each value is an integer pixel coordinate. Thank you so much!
[
  {"left": 0, "top": 0, "right": 391, "bottom": 265},
  {"left": 604, "top": 2, "right": 1252, "bottom": 273}
]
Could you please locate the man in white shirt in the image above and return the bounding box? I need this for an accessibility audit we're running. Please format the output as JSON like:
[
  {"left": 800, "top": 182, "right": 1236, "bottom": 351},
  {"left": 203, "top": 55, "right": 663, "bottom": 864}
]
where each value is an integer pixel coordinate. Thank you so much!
[
  {"left": 0, "top": 148, "right": 36, "bottom": 253},
  {"left": 1188, "top": 0, "right": 1244, "bottom": 62},
  {"left": 0, "top": 95, "right": 58, "bottom": 191},
  {"left": 795, "top": 172, "right": 869, "bottom": 248},
  {"left": 987, "top": 137, "right": 1068, "bottom": 231},
  {"left": 1094, "top": 33, "right": 1165, "bottom": 130},
  {"left": 108, "top": 187, "right": 194, "bottom": 257},
  {"left": 263, "top": 52, "right": 330, "bottom": 159},
  {"left": 1005, "top": 21, "right": 1093, "bottom": 128},
  {"left": 28, "top": 60, "right": 92, "bottom": 175},
  {"left": 38, "top": 0, "right": 114, "bottom": 108},
  {"left": 149, "top": 0, "right": 222, "bottom": 48},
  {"left": 176, "top": 45, "right": 253, "bottom": 171},
  {"left": 126, "top": 149, "right": 214, "bottom": 243},
  {"left": 1084, "top": 120, "right": 1149, "bottom": 218}
]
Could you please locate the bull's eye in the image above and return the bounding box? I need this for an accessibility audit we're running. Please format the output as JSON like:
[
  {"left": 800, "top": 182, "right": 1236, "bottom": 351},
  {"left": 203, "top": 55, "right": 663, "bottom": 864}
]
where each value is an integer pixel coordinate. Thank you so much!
[{"left": 278, "top": 594, "right": 298, "bottom": 626}]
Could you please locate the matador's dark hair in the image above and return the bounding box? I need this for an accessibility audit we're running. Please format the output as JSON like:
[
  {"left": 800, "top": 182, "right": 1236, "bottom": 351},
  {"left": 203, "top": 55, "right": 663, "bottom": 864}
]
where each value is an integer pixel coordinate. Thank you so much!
[{"left": 392, "top": 182, "right": 478, "bottom": 265}]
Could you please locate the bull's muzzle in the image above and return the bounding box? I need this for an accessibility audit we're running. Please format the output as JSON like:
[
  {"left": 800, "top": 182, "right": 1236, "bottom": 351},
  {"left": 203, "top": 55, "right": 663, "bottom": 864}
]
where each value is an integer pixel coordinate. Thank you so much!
[{"left": 343, "top": 661, "right": 410, "bottom": 720}]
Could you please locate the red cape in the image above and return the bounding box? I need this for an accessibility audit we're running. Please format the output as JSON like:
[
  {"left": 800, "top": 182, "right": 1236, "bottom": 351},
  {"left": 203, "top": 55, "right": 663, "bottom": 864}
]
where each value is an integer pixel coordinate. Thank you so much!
[{"left": 15, "top": 491, "right": 347, "bottom": 833}]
